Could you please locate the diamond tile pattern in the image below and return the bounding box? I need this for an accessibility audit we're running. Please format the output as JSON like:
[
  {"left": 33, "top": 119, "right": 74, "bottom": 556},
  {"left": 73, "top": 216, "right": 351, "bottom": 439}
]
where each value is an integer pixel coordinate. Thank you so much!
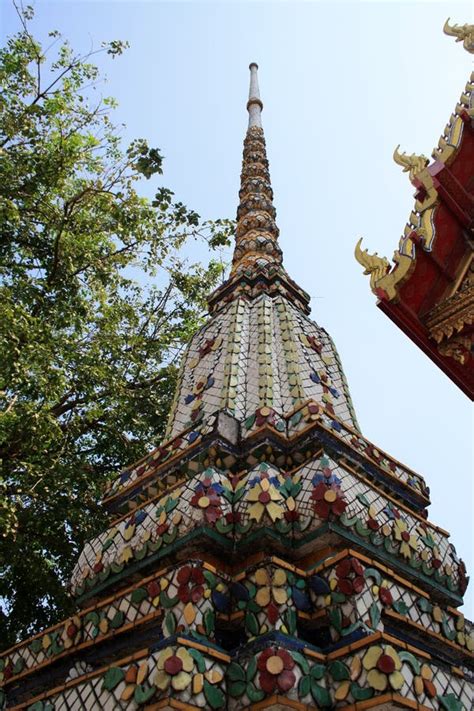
[{"left": 165, "top": 293, "right": 359, "bottom": 440}]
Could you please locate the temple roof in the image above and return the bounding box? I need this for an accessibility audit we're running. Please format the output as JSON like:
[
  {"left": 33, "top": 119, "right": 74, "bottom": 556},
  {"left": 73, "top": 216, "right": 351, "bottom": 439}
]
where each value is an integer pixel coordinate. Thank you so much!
[{"left": 355, "top": 21, "right": 474, "bottom": 398}]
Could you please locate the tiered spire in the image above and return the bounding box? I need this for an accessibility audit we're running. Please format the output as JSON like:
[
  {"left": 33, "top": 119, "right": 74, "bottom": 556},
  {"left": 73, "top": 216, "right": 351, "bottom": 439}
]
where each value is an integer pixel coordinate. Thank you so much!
[
  {"left": 157, "top": 63, "right": 359, "bottom": 438},
  {"left": 231, "top": 63, "right": 283, "bottom": 274}
]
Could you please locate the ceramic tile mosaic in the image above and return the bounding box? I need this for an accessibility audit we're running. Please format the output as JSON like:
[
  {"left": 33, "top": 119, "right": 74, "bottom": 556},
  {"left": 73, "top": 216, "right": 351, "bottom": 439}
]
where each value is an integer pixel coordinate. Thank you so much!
[
  {"left": 7, "top": 636, "right": 472, "bottom": 710},
  {"left": 69, "top": 451, "right": 463, "bottom": 604},
  {"left": 2, "top": 65, "right": 472, "bottom": 711}
]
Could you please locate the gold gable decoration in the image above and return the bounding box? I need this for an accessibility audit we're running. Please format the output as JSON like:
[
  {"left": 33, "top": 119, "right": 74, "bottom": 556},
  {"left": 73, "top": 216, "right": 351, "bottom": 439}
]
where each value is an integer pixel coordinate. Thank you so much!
[
  {"left": 356, "top": 20, "right": 473, "bottom": 304},
  {"left": 443, "top": 18, "right": 474, "bottom": 53}
]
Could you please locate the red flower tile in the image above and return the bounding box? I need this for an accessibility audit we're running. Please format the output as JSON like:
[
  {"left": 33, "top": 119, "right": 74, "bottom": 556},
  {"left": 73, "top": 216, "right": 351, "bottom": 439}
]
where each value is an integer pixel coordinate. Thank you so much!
[
  {"left": 257, "top": 648, "right": 296, "bottom": 694},
  {"left": 177, "top": 565, "right": 205, "bottom": 604},
  {"left": 379, "top": 587, "right": 393, "bottom": 606},
  {"left": 147, "top": 580, "right": 160, "bottom": 598}
]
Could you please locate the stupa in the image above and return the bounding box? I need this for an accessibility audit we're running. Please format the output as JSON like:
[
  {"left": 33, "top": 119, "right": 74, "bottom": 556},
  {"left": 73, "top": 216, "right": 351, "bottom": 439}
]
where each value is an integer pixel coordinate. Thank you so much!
[{"left": 1, "top": 63, "right": 472, "bottom": 711}]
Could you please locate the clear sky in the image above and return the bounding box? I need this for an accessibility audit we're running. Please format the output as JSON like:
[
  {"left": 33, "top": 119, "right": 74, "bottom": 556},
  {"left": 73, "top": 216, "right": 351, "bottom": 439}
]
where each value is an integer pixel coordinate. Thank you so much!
[{"left": 1, "top": 0, "right": 472, "bottom": 614}]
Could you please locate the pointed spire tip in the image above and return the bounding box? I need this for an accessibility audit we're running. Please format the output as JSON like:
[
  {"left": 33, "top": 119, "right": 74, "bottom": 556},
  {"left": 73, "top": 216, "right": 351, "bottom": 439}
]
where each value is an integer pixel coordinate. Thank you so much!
[{"left": 247, "top": 62, "right": 262, "bottom": 129}]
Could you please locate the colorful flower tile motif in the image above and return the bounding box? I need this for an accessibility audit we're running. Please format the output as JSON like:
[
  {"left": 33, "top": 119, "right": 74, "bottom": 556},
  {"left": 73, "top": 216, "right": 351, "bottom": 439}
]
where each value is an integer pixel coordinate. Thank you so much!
[
  {"left": 254, "top": 567, "right": 288, "bottom": 613},
  {"left": 393, "top": 517, "right": 419, "bottom": 559},
  {"left": 155, "top": 647, "right": 194, "bottom": 692},
  {"left": 311, "top": 478, "right": 347, "bottom": 519},
  {"left": 190, "top": 473, "right": 225, "bottom": 524},
  {"left": 257, "top": 647, "right": 296, "bottom": 694},
  {"left": 230, "top": 560, "right": 310, "bottom": 640},
  {"left": 246, "top": 477, "right": 284, "bottom": 522},
  {"left": 335, "top": 557, "right": 365, "bottom": 596},
  {"left": 70, "top": 442, "right": 464, "bottom": 602},
  {"left": 175, "top": 565, "right": 203, "bottom": 603},
  {"left": 362, "top": 645, "right": 405, "bottom": 692},
  {"left": 241, "top": 463, "right": 286, "bottom": 523}
]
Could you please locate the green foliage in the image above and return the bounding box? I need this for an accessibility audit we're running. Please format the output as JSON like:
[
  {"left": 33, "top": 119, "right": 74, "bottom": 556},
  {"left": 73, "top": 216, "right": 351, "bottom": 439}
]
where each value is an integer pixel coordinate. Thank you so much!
[
  {"left": 102, "top": 667, "right": 124, "bottom": 692},
  {"left": 350, "top": 683, "right": 374, "bottom": 701},
  {"left": 437, "top": 694, "right": 464, "bottom": 711},
  {"left": 399, "top": 651, "right": 420, "bottom": 675},
  {"left": 227, "top": 662, "right": 245, "bottom": 683},
  {"left": 328, "top": 660, "right": 349, "bottom": 681},
  {"left": 0, "top": 4, "right": 233, "bottom": 648},
  {"left": 310, "top": 680, "right": 331, "bottom": 707},
  {"left": 369, "top": 601, "right": 381, "bottom": 629},
  {"left": 203, "top": 680, "right": 225, "bottom": 709},
  {"left": 133, "top": 685, "right": 155, "bottom": 705}
]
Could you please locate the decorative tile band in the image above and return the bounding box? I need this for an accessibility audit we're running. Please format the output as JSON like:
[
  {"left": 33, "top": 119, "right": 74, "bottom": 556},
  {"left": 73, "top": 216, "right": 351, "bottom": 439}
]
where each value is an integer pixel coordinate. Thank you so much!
[
  {"left": 3, "top": 551, "right": 471, "bottom": 693},
  {"left": 3, "top": 634, "right": 472, "bottom": 710},
  {"left": 104, "top": 399, "right": 429, "bottom": 510},
  {"left": 72, "top": 449, "right": 455, "bottom": 606}
]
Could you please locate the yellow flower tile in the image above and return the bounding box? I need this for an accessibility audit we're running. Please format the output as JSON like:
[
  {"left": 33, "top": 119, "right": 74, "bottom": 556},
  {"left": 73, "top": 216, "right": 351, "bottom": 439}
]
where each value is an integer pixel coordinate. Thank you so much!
[
  {"left": 193, "top": 672, "right": 204, "bottom": 694},
  {"left": 171, "top": 670, "right": 192, "bottom": 691},
  {"left": 177, "top": 648, "right": 194, "bottom": 672},
  {"left": 183, "top": 602, "right": 196, "bottom": 625},
  {"left": 367, "top": 668, "right": 388, "bottom": 691},
  {"left": 414, "top": 675, "right": 424, "bottom": 696},
  {"left": 389, "top": 670, "right": 405, "bottom": 690},
  {"left": 255, "top": 568, "right": 270, "bottom": 585},
  {"left": 350, "top": 655, "right": 361, "bottom": 681},
  {"left": 335, "top": 680, "right": 351, "bottom": 700},
  {"left": 205, "top": 669, "right": 224, "bottom": 684},
  {"left": 273, "top": 569, "right": 287, "bottom": 586},
  {"left": 421, "top": 664, "right": 432, "bottom": 681},
  {"left": 256, "top": 586, "right": 271, "bottom": 606},
  {"left": 99, "top": 618, "right": 109, "bottom": 634},
  {"left": 273, "top": 587, "right": 288, "bottom": 605},
  {"left": 363, "top": 646, "right": 382, "bottom": 670},
  {"left": 267, "top": 501, "right": 284, "bottom": 521},
  {"left": 121, "top": 685, "right": 135, "bottom": 701}
]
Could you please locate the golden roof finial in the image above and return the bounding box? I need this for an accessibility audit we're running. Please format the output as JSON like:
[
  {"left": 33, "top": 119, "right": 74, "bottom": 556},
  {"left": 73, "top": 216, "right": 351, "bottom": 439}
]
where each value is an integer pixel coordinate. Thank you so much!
[
  {"left": 393, "top": 145, "right": 429, "bottom": 182},
  {"left": 443, "top": 18, "right": 474, "bottom": 53},
  {"left": 354, "top": 238, "right": 390, "bottom": 293}
]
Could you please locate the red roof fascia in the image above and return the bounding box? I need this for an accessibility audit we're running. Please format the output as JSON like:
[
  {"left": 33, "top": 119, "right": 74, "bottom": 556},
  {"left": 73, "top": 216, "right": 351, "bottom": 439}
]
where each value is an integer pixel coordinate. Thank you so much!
[{"left": 377, "top": 297, "right": 474, "bottom": 399}]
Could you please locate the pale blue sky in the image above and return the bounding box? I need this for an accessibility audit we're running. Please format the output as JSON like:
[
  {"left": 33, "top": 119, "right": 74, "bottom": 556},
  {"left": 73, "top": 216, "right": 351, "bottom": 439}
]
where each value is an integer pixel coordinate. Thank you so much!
[{"left": 1, "top": 0, "right": 472, "bottom": 614}]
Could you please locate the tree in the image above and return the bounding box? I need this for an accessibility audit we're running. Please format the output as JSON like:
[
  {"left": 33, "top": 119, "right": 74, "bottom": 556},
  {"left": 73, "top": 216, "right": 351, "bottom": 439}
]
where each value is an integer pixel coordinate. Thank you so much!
[{"left": 0, "top": 3, "right": 233, "bottom": 648}]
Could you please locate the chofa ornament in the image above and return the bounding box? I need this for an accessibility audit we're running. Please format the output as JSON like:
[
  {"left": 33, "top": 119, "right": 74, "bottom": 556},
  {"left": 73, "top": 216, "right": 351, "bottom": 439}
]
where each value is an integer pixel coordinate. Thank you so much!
[
  {"left": 392, "top": 144, "right": 429, "bottom": 181},
  {"left": 354, "top": 238, "right": 390, "bottom": 292},
  {"left": 443, "top": 18, "right": 474, "bottom": 53}
]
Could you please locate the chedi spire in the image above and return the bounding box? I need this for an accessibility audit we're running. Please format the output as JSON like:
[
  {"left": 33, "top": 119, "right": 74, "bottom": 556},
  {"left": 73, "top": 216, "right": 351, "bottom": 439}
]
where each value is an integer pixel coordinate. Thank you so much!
[{"left": 232, "top": 63, "right": 283, "bottom": 274}]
